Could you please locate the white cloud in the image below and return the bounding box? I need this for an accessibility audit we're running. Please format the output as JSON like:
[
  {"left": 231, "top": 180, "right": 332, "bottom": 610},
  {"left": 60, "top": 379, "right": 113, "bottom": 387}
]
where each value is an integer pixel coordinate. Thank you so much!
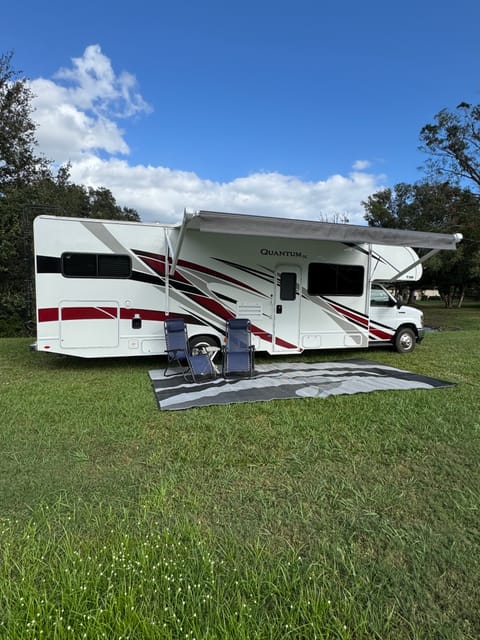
[
  {"left": 30, "top": 45, "right": 386, "bottom": 225},
  {"left": 352, "top": 159, "right": 371, "bottom": 171},
  {"left": 52, "top": 44, "right": 151, "bottom": 117},
  {"left": 70, "top": 156, "right": 385, "bottom": 224},
  {"left": 30, "top": 44, "right": 150, "bottom": 161},
  {"left": 31, "top": 77, "right": 129, "bottom": 159}
]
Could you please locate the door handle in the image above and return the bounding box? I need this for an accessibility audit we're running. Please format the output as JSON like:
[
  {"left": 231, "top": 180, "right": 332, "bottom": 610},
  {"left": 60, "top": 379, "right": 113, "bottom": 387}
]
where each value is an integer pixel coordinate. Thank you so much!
[{"left": 276, "top": 305, "right": 283, "bottom": 314}]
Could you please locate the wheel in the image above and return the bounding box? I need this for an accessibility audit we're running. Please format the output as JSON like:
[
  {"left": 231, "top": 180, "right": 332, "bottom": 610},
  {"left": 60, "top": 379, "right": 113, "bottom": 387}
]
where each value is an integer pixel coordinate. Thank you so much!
[
  {"left": 394, "top": 327, "right": 416, "bottom": 353},
  {"left": 189, "top": 334, "right": 221, "bottom": 360}
]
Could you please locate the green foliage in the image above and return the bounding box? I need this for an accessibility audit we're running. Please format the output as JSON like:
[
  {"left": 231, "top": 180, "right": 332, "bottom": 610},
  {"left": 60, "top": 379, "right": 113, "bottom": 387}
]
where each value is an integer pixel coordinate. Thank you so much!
[
  {"left": 420, "top": 102, "right": 480, "bottom": 191},
  {"left": 362, "top": 182, "right": 480, "bottom": 307},
  {"left": 0, "top": 52, "right": 50, "bottom": 188},
  {"left": 87, "top": 185, "right": 140, "bottom": 221}
]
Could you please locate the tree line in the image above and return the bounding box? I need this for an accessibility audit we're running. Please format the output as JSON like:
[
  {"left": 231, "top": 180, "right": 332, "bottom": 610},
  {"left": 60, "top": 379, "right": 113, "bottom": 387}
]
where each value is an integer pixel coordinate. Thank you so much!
[
  {"left": 2, "top": 51, "right": 480, "bottom": 336},
  {"left": 0, "top": 52, "right": 139, "bottom": 335},
  {"left": 362, "top": 101, "right": 480, "bottom": 308}
]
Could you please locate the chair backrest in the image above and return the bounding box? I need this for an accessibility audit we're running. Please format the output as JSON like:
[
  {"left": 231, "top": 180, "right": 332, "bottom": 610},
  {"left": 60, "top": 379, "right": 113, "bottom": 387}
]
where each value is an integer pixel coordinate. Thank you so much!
[
  {"left": 226, "top": 318, "right": 251, "bottom": 352},
  {"left": 224, "top": 318, "right": 253, "bottom": 376},
  {"left": 164, "top": 317, "right": 188, "bottom": 359}
]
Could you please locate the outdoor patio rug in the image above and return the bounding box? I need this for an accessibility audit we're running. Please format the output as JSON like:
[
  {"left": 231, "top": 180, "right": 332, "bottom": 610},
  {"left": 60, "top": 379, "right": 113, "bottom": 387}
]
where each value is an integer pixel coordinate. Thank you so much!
[{"left": 148, "top": 359, "right": 455, "bottom": 411}]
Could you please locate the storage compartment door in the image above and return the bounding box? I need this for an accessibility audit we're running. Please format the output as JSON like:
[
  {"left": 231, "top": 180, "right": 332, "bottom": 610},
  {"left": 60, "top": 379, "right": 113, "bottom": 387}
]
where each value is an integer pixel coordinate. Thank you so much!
[{"left": 60, "top": 300, "right": 119, "bottom": 348}]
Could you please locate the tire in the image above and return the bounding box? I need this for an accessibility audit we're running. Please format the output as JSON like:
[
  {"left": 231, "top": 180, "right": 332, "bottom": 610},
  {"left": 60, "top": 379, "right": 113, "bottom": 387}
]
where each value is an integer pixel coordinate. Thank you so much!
[
  {"left": 394, "top": 327, "right": 416, "bottom": 353},
  {"left": 189, "top": 334, "right": 221, "bottom": 360}
]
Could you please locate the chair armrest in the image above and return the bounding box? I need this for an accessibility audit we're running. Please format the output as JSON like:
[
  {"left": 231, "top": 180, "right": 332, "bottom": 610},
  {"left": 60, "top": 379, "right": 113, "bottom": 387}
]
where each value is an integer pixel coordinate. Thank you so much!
[{"left": 165, "top": 348, "right": 185, "bottom": 356}]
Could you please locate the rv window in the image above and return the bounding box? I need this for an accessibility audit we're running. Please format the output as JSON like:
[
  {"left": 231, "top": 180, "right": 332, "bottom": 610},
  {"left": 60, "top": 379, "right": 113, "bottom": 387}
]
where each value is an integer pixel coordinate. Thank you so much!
[
  {"left": 62, "top": 253, "right": 97, "bottom": 277},
  {"left": 279, "top": 272, "right": 297, "bottom": 300},
  {"left": 62, "top": 253, "right": 131, "bottom": 278},
  {"left": 98, "top": 254, "right": 131, "bottom": 277},
  {"left": 308, "top": 263, "right": 364, "bottom": 296}
]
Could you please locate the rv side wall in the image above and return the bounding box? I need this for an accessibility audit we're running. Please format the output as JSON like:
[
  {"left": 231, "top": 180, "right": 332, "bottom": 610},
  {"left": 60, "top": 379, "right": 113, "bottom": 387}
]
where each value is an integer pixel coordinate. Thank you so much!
[{"left": 33, "top": 216, "right": 424, "bottom": 358}]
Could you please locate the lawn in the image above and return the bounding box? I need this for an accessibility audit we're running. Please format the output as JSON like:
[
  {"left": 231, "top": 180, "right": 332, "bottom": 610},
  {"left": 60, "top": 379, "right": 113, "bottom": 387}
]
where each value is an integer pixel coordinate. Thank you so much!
[{"left": 0, "top": 302, "right": 479, "bottom": 639}]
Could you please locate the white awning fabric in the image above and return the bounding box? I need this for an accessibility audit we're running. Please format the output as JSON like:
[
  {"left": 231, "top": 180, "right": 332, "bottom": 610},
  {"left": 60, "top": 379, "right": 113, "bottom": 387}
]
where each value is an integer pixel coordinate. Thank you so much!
[{"left": 182, "top": 209, "right": 462, "bottom": 250}]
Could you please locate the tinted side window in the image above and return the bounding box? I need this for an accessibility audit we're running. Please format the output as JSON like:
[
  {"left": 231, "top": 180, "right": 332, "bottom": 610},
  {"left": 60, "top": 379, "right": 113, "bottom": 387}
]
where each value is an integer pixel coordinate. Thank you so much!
[
  {"left": 308, "top": 263, "right": 364, "bottom": 296},
  {"left": 98, "top": 254, "right": 131, "bottom": 277},
  {"left": 62, "top": 253, "right": 131, "bottom": 278},
  {"left": 279, "top": 272, "right": 297, "bottom": 300},
  {"left": 62, "top": 253, "right": 97, "bottom": 277}
]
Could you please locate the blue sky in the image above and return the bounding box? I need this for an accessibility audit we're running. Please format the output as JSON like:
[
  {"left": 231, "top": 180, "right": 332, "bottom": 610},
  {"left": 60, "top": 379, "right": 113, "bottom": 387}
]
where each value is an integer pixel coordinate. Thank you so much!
[{"left": 2, "top": 0, "right": 480, "bottom": 223}]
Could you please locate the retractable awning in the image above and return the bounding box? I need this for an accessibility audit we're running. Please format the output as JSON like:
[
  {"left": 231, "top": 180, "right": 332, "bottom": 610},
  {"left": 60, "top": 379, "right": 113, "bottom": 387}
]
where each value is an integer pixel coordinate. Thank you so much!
[
  {"left": 184, "top": 210, "right": 462, "bottom": 249},
  {"left": 168, "top": 209, "right": 463, "bottom": 274}
]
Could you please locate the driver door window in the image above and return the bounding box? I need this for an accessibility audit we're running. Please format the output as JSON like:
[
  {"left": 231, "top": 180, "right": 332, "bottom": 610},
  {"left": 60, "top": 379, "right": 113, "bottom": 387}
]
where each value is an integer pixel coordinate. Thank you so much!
[{"left": 370, "top": 286, "right": 393, "bottom": 306}]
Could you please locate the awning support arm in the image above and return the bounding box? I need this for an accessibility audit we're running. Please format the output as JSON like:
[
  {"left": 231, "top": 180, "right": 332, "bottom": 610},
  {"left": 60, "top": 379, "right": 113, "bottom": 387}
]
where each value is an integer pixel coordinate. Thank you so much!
[
  {"left": 164, "top": 227, "right": 171, "bottom": 313},
  {"left": 168, "top": 209, "right": 195, "bottom": 275},
  {"left": 390, "top": 248, "right": 439, "bottom": 282}
]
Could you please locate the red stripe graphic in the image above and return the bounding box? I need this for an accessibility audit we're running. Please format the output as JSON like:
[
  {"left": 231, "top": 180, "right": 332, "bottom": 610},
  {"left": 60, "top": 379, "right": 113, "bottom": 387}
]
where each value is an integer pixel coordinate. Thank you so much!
[
  {"left": 61, "top": 307, "right": 118, "bottom": 321},
  {"left": 37, "top": 306, "right": 297, "bottom": 349},
  {"left": 138, "top": 255, "right": 191, "bottom": 285},
  {"left": 327, "top": 300, "right": 394, "bottom": 341},
  {"left": 120, "top": 308, "right": 166, "bottom": 321},
  {"left": 369, "top": 326, "right": 394, "bottom": 340},
  {"left": 134, "top": 250, "right": 264, "bottom": 295},
  {"left": 38, "top": 308, "right": 59, "bottom": 322},
  {"left": 177, "top": 258, "right": 263, "bottom": 294},
  {"left": 139, "top": 255, "right": 166, "bottom": 275},
  {"left": 40, "top": 308, "right": 193, "bottom": 323},
  {"left": 38, "top": 307, "right": 202, "bottom": 325},
  {"left": 328, "top": 302, "right": 368, "bottom": 328},
  {"left": 274, "top": 335, "right": 298, "bottom": 349},
  {"left": 189, "top": 295, "right": 236, "bottom": 320}
]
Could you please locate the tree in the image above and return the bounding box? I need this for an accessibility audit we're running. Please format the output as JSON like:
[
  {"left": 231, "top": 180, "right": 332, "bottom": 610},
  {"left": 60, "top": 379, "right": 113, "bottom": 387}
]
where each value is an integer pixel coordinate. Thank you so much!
[
  {"left": 0, "top": 51, "right": 52, "bottom": 334},
  {"left": 419, "top": 102, "right": 480, "bottom": 192},
  {"left": 0, "top": 51, "right": 50, "bottom": 189},
  {"left": 318, "top": 212, "right": 350, "bottom": 224},
  {"left": 362, "top": 182, "right": 480, "bottom": 308},
  {"left": 87, "top": 186, "right": 139, "bottom": 221}
]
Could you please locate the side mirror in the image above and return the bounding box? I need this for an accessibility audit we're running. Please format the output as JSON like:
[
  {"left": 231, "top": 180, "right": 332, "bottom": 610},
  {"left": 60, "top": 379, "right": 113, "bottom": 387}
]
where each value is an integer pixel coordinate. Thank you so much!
[{"left": 396, "top": 296, "right": 403, "bottom": 309}]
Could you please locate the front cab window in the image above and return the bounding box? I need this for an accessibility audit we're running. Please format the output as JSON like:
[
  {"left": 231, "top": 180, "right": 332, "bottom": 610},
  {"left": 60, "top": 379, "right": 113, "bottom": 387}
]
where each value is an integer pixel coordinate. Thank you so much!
[{"left": 370, "top": 284, "right": 395, "bottom": 307}]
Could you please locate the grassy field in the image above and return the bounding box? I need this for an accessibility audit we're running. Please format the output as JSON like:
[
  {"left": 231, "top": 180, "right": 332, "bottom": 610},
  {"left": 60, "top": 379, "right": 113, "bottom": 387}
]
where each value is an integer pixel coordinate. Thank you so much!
[{"left": 1, "top": 301, "right": 479, "bottom": 639}]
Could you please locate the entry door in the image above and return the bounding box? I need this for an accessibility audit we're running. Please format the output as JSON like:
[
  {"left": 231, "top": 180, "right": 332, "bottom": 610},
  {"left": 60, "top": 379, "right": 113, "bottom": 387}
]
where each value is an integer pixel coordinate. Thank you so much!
[{"left": 272, "top": 266, "right": 302, "bottom": 352}]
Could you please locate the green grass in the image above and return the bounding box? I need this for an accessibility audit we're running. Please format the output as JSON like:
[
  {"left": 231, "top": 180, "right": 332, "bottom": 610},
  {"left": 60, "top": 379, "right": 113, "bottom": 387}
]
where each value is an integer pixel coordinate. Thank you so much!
[
  {"left": 418, "top": 299, "right": 480, "bottom": 332},
  {"left": 1, "top": 307, "right": 480, "bottom": 639}
]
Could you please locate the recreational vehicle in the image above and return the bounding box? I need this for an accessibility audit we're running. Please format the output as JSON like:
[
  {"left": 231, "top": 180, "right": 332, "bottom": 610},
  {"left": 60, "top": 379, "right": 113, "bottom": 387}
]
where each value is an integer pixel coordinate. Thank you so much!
[{"left": 32, "top": 210, "right": 462, "bottom": 358}]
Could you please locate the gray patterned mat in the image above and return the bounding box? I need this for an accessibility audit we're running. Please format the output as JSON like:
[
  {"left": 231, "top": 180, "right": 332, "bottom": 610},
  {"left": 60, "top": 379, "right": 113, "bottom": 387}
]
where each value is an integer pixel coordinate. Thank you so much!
[{"left": 148, "top": 359, "right": 454, "bottom": 411}]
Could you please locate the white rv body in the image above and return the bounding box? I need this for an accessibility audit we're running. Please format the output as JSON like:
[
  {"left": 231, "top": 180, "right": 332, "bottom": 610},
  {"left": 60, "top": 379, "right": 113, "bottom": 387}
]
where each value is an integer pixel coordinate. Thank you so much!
[{"left": 33, "top": 211, "right": 462, "bottom": 358}]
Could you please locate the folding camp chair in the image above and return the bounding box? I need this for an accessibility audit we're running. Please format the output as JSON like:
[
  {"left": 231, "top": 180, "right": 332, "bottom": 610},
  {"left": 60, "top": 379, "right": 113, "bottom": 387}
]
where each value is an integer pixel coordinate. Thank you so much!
[
  {"left": 164, "top": 317, "right": 217, "bottom": 382},
  {"left": 185, "top": 348, "right": 217, "bottom": 382},
  {"left": 163, "top": 317, "right": 189, "bottom": 376},
  {"left": 222, "top": 318, "right": 255, "bottom": 377}
]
